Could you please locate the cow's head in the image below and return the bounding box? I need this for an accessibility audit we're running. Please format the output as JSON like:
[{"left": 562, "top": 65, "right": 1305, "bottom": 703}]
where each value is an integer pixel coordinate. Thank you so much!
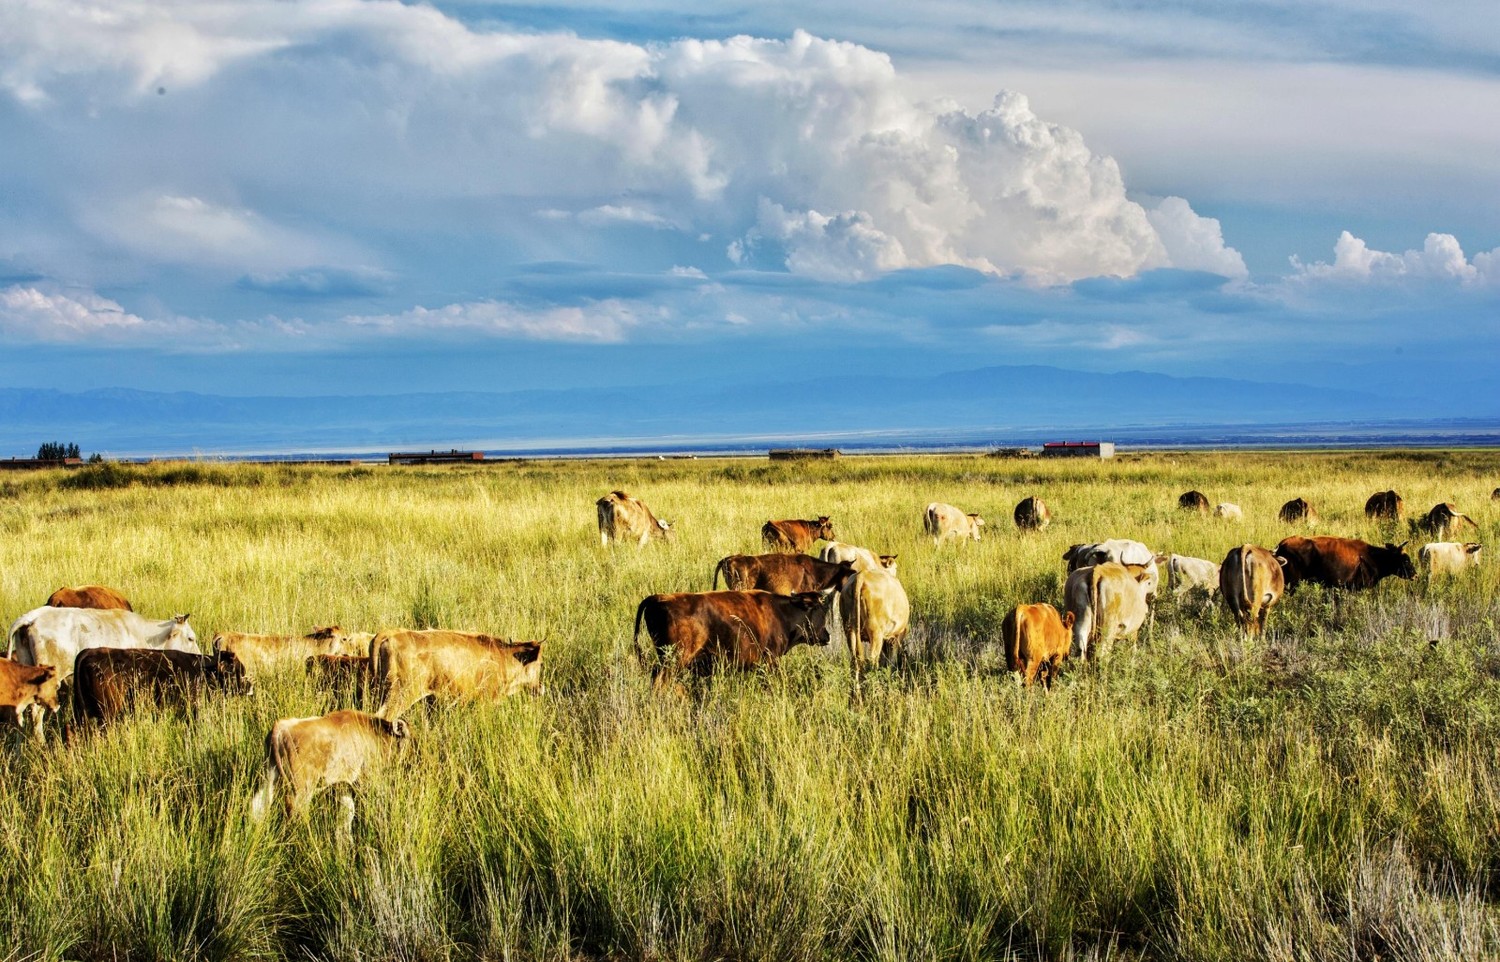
[
  {"left": 656, "top": 518, "right": 674, "bottom": 539},
  {"left": 379, "top": 717, "right": 411, "bottom": 741},
  {"left": 815, "top": 516, "right": 836, "bottom": 540},
  {"left": 21, "top": 664, "right": 59, "bottom": 715},
  {"left": 1381, "top": 543, "right": 1418, "bottom": 580},
  {"left": 967, "top": 514, "right": 985, "bottom": 539},
  {"left": 1464, "top": 542, "right": 1483, "bottom": 557},
  {"left": 212, "top": 649, "right": 253, "bottom": 695},
  {"left": 167, "top": 614, "right": 198, "bottom": 651},
  {"left": 878, "top": 554, "right": 899, "bottom": 576}
]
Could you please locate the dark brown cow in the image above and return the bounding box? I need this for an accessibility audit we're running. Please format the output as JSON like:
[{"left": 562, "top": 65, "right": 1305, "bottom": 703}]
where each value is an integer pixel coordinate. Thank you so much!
[
  {"left": 1278, "top": 497, "right": 1318, "bottom": 525},
  {"left": 1013, "top": 496, "right": 1051, "bottom": 531},
  {"left": 713, "top": 553, "right": 854, "bottom": 593},
  {"left": 633, "top": 586, "right": 848, "bottom": 692},
  {"left": 1274, "top": 536, "right": 1416, "bottom": 591},
  {"left": 1411, "top": 502, "right": 1478, "bottom": 539},
  {"left": 1492, "top": 487, "right": 1500, "bottom": 502},
  {"left": 1364, "top": 490, "right": 1404, "bottom": 521},
  {"left": 71, "top": 648, "right": 251, "bottom": 726},
  {"left": 0, "top": 658, "right": 60, "bottom": 734},
  {"left": 307, "top": 654, "right": 370, "bottom": 704},
  {"left": 761, "top": 516, "right": 835, "bottom": 552},
  {"left": 1178, "top": 491, "right": 1210, "bottom": 515},
  {"left": 46, "top": 585, "right": 132, "bottom": 611}
]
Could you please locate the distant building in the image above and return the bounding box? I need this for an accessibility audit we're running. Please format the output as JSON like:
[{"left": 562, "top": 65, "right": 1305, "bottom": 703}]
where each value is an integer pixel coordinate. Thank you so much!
[
  {"left": 388, "top": 449, "right": 485, "bottom": 465},
  {"left": 0, "top": 457, "right": 82, "bottom": 471},
  {"left": 769, "top": 448, "right": 841, "bottom": 461},
  {"left": 1041, "top": 441, "right": 1115, "bottom": 459}
]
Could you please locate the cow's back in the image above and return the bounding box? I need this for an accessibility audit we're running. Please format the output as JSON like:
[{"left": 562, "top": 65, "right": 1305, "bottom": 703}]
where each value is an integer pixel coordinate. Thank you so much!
[{"left": 47, "top": 585, "right": 133, "bottom": 612}]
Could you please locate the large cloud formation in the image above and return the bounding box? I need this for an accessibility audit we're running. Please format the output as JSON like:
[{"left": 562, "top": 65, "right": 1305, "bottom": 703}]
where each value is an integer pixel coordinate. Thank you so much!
[{"left": 1, "top": 1, "right": 1244, "bottom": 299}]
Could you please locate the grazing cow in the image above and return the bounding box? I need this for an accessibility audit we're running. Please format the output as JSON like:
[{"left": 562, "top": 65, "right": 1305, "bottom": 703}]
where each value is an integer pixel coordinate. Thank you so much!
[
  {"left": 249, "top": 710, "right": 410, "bottom": 830},
  {"left": 46, "top": 585, "right": 132, "bottom": 611},
  {"left": 7, "top": 608, "right": 198, "bottom": 693},
  {"left": 1412, "top": 503, "right": 1478, "bottom": 540},
  {"left": 1493, "top": 487, "right": 1500, "bottom": 502},
  {"left": 1013, "top": 496, "right": 1051, "bottom": 531},
  {"left": 596, "top": 490, "right": 672, "bottom": 546},
  {"left": 714, "top": 553, "right": 855, "bottom": 593},
  {"left": 307, "top": 654, "right": 370, "bottom": 703},
  {"left": 1219, "top": 544, "right": 1286, "bottom": 638},
  {"left": 1418, "top": 542, "right": 1483, "bottom": 577},
  {"left": 71, "top": 649, "right": 250, "bottom": 726},
  {"left": 633, "top": 585, "right": 848, "bottom": 692},
  {"left": 924, "top": 503, "right": 984, "bottom": 544},
  {"left": 1167, "top": 554, "right": 1221, "bottom": 598},
  {"left": 839, "top": 568, "right": 910, "bottom": 672},
  {"left": 1001, "top": 604, "right": 1075, "bottom": 687},
  {"left": 1274, "top": 536, "right": 1416, "bottom": 591},
  {"left": 1063, "top": 540, "right": 1160, "bottom": 598},
  {"left": 819, "top": 541, "right": 898, "bottom": 575},
  {"left": 212, "top": 626, "right": 373, "bottom": 680},
  {"left": 761, "top": 516, "right": 836, "bottom": 553},
  {"left": 369, "top": 630, "right": 543, "bottom": 720},
  {"left": 1213, "top": 503, "right": 1243, "bottom": 521},
  {"left": 1364, "top": 490, "right": 1404, "bottom": 521},
  {"left": 1278, "top": 497, "right": 1318, "bottom": 525},
  {"left": 0, "top": 659, "right": 60, "bottom": 736},
  {"left": 1178, "top": 491, "right": 1210, "bottom": 515},
  {"left": 1064, "top": 562, "right": 1153, "bottom": 661}
]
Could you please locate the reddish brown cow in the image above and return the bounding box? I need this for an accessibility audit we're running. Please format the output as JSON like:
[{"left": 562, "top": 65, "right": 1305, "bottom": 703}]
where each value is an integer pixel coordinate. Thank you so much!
[
  {"left": 46, "top": 585, "right": 132, "bottom": 611},
  {"left": 633, "top": 586, "right": 847, "bottom": 692},
  {"left": 1274, "top": 536, "right": 1416, "bottom": 591},
  {"left": 761, "top": 517, "right": 836, "bottom": 552},
  {"left": 1364, "top": 490, "right": 1403, "bottom": 521},
  {"left": 71, "top": 649, "right": 251, "bottom": 726},
  {"left": 1001, "top": 604, "right": 1075, "bottom": 687},
  {"left": 713, "top": 553, "right": 854, "bottom": 593}
]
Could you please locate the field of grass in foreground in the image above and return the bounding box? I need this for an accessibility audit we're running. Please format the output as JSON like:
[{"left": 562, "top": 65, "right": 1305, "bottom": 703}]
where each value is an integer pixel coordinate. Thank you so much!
[{"left": 0, "top": 450, "right": 1498, "bottom": 961}]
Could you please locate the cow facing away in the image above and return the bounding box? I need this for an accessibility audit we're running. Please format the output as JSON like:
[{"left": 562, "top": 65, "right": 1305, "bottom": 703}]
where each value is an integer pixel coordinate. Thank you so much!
[
  {"left": 714, "top": 554, "right": 855, "bottom": 593},
  {"left": 762, "top": 517, "right": 836, "bottom": 553},
  {"left": 1219, "top": 544, "right": 1285, "bottom": 638},
  {"left": 596, "top": 490, "right": 672, "bottom": 547},
  {"left": 1013, "top": 496, "right": 1051, "bottom": 531},
  {"left": 1167, "top": 555, "right": 1221, "bottom": 598},
  {"left": 1064, "top": 563, "right": 1153, "bottom": 661},
  {"left": 1001, "top": 604, "right": 1075, "bottom": 687},
  {"left": 1178, "top": 491, "right": 1210, "bottom": 515},
  {"left": 46, "top": 585, "right": 132, "bottom": 611},
  {"left": 839, "top": 568, "right": 910, "bottom": 673},
  {"left": 1365, "top": 490, "right": 1404, "bottom": 521},
  {"left": 71, "top": 648, "right": 250, "bottom": 727},
  {"left": 633, "top": 586, "right": 847, "bottom": 693},
  {"left": 1274, "top": 536, "right": 1416, "bottom": 591},
  {"left": 213, "top": 626, "right": 373, "bottom": 680},
  {"left": 0, "top": 658, "right": 60, "bottom": 736},
  {"left": 818, "top": 541, "right": 898, "bottom": 575},
  {"left": 924, "top": 502, "right": 984, "bottom": 544},
  {"left": 1213, "top": 503, "right": 1243, "bottom": 521},
  {"left": 1412, "top": 503, "right": 1478, "bottom": 540},
  {"left": 250, "top": 710, "right": 410, "bottom": 832},
  {"left": 1278, "top": 497, "right": 1318, "bottom": 526},
  {"left": 370, "top": 630, "right": 543, "bottom": 720},
  {"left": 1418, "top": 542, "right": 1483, "bottom": 577}
]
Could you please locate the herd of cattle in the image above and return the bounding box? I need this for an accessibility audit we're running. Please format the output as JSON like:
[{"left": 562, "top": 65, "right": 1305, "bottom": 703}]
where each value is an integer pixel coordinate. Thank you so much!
[{"left": 0, "top": 484, "right": 1487, "bottom": 824}]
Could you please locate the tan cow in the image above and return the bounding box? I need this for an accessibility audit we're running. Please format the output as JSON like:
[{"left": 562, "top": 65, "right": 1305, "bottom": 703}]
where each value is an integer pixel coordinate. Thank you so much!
[
  {"left": 1213, "top": 503, "right": 1243, "bottom": 521},
  {"left": 1418, "top": 542, "right": 1483, "bottom": 577},
  {"left": 839, "top": 567, "right": 910, "bottom": 673},
  {"left": 1064, "top": 562, "right": 1153, "bottom": 661},
  {"left": 1219, "top": 544, "right": 1285, "bottom": 638},
  {"left": 213, "top": 626, "right": 373, "bottom": 679},
  {"left": 924, "top": 502, "right": 984, "bottom": 544},
  {"left": 370, "top": 629, "right": 543, "bottom": 720},
  {"left": 596, "top": 490, "right": 672, "bottom": 546},
  {"left": 1000, "top": 604, "right": 1075, "bottom": 687},
  {"left": 249, "top": 709, "right": 410, "bottom": 830},
  {"left": 0, "top": 658, "right": 60, "bottom": 736},
  {"left": 819, "top": 541, "right": 898, "bottom": 575},
  {"left": 46, "top": 585, "right": 132, "bottom": 611}
]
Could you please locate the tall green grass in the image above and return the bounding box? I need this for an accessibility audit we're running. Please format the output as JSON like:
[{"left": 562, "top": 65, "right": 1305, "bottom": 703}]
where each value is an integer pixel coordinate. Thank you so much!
[{"left": 0, "top": 452, "right": 1496, "bottom": 960}]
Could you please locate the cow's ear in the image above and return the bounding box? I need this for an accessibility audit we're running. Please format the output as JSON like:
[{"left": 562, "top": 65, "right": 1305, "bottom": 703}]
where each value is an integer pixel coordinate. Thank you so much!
[
  {"left": 38, "top": 665, "right": 55, "bottom": 679},
  {"left": 175, "top": 613, "right": 190, "bottom": 624},
  {"left": 1062, "top": 612, "right": 1076, "bottom": 628}
]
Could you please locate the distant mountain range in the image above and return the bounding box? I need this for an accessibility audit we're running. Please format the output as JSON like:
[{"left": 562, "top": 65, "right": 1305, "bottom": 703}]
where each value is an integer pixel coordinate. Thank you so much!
[{"left": 2, "top": 364, "right": 1497, "bottom": 457}]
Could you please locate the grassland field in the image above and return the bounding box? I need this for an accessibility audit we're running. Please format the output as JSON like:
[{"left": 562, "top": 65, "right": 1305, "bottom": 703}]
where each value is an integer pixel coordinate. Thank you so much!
[{"left": 0, "top": 450, "right": 1498, "bottom": 962}]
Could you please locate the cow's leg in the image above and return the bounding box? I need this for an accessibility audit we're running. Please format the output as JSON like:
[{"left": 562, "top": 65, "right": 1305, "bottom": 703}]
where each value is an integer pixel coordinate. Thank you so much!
[
  {"left": 249, "top": 764, "right": 279, "bottom": 822},
  {"left": 600, "top": 530, "right": 610, "bottom": 547},
  {"left": 336, "top": 787, "right": 356, "bottom": 841}
]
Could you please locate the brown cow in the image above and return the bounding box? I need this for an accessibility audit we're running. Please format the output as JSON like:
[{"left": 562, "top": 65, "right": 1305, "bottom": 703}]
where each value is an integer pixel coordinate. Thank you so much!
[
  {"left": 249, "top": 709, "right": 410, "bottom": 830},
  {"left": 0, "top": 658, "right": 60, "bottom": 735},
  {"left": 1411, "top": 502, "right": 1478, "bottom": 540},
  {"left": 596, "top": 490, "right": 672, "bottom": 546},
  {"left": 307, "top": 654, "right": 370, "bottom": 704},
  {"left": 1178, "top": 491, "right": 1210, "bottom": 515},
  {"left": 370, "top": 630, "right": 543, "bottom": 720},
  {"left": 1274, "top": 536, "right": 1416, "bottom": 591},
  {"left": 1013, "top": 496, "right": 1051, "bottom": 531},
  {"left": 1218, "top": 544, "right": 1285, "bottom": 638},
  {"left": 633, "top": 586, "right": 847, "bottom": 692},
  {"left": 713, "top": 553, "right": 854, "bottom": 593},
  {"left": 1278, "top": 497, "right": 1318, "bottom": 525},
  {"left": 1001, "top": 603, "right": 1075, "bottom": 686},
  {"left": 1493, "top": 487, "right": 1500, "bottom": 502},
  {"left": 212, "top": 626, "right": 373, "bottom": 679},
  {"left": 761, "top": 516, "right": 835, "bottom": 552},
  {"left": 71, "top": 648, "right": 250, "bottom": 726},
  {"left": 46, "top": 585, "right": 132, "bottom": 611},
  {"left": 1364, "top": 490, "right": 1404, "bottom": 521}
]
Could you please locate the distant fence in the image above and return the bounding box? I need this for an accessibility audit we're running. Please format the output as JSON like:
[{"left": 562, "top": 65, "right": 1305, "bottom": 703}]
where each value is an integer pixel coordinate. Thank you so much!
[
  {"left": 769, "top": 448, "right": 842, "bottom": 461},
  {"left": 388, "top": 450, "right": 486, "bottom": 465},
  {"left": 0, "top": 457, "right": 82, "bottom": 471}
]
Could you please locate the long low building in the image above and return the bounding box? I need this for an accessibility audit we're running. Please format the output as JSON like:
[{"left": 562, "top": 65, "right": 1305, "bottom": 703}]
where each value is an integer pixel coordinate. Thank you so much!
[{"left": 1041, "top": 441, "right": 1115, "bottom": 459}]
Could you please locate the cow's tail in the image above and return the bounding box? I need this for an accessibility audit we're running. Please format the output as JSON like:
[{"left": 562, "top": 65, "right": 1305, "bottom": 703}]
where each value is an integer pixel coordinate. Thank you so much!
[
  {"left": 249, "top": 727, "right": 280, "bottom": 822},
  {"left": 368, "top": 633, "right": 393, "bottom": 717},
  {"left": 632, "top": 598, "right": 655, "bottom": 671},
  {"left": 713, "top": 557, "right": 728, "bottom": 590},
  {"left": 6, "top": 612, "right": 35, "bottom": 660},
  {"left": 1239, "top": 544, "right": 1255, "bottom": 615},
  {"left": 1089, "top": 566, "right": 1105, "bottom": 654}
]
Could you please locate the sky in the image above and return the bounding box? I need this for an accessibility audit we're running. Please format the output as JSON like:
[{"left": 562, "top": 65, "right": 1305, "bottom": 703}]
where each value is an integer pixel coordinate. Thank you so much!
[{"left": 1, "top": 0, "right": 1498, "bottom": 402}]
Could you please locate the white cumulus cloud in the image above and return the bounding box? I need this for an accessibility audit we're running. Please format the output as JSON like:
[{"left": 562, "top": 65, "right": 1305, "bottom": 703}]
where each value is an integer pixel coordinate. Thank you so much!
[
  {"left": 1292, "top": 231, "right": 1497, "bottom": 284},
  {"left": 343, "top": 299, "right": 651, "bottom": 343},
  {"left": 0, "top": 285, "right": 154, "bottom": 341}
]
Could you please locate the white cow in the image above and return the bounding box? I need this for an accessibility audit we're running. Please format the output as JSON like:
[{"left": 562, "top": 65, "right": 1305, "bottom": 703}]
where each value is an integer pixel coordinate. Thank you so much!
[
  {"left": 1064, "top": 563, "right": 1154, "bottom": 661},
  {"left": 1063, "top": 540, "right": 1160, "bottom": 598},
  {"left": 819, "top": 541, "right": 898, "bottom": 575},
  {"left": 1213, "top": 503, "right": 1243, "bottom": 521},
  {"left": 1167, "top": 554, "right": 1221, "bottom": 597},
  {"left": 1418, "top": 542, "right": 1483, "bottom": 577},
  {"left": 8, "top": 607, "right": 199, "bottom": 685},
  {"left": 923, "top": 503, "right": 984, "bottom": 544}
]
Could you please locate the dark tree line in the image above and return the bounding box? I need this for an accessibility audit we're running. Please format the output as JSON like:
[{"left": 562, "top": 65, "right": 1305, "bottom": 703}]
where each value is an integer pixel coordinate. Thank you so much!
[{"left": 36, "top": 442, "right": 81, "bottom": 460}]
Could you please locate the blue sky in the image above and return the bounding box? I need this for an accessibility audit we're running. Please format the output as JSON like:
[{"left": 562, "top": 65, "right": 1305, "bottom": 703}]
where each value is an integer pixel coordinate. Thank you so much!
[{"left": 1, "top": 0, "right": 1497, "bottom": 400}]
